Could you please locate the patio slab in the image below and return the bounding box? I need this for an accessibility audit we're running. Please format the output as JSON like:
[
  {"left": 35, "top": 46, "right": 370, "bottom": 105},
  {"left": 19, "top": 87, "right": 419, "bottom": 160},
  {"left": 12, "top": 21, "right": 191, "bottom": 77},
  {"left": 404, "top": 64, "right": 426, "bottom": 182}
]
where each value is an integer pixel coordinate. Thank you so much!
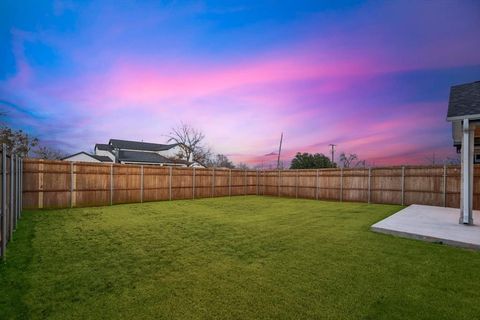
[{"left": 371, "top": 204, "right": 480, "bottom": 250}]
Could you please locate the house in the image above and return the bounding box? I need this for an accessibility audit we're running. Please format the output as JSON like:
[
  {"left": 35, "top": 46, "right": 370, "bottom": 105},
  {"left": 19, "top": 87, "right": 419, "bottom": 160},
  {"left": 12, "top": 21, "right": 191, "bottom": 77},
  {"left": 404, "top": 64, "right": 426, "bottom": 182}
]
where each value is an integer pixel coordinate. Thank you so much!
[
  {"left": 62, "top": 139, "right": 193, "bottom": 167},
  {"left": 447, "top": 80, "right": 480, "bottom": 225},
  {"left": 449, "top": 81, "right": 480, "bottom": 163},
  {"left": 370, "top": 81, "right": 480, "bottom": 250},
  {"left": 61, "top": 152, "right": 113, "bottom": 163}
]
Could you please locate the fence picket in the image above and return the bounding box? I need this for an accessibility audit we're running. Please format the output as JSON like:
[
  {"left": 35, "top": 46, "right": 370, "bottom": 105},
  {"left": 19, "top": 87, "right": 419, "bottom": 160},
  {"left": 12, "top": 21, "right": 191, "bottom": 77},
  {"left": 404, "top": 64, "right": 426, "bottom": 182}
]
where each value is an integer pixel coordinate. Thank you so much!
[
  {"left": 443, "top": 165, "right": 447, "bottom": 207},
  {"left": 10, "top": 155, "right": 14, "bottom": 238},
  {"left": 1, "top": 145, "right": 6, "bottom": 259},
  {"left": 192, "top": 167, "right": 196, "bottom": 200},
  {"left": 226, "top": 169, "right": 230, "bottom": 197},
  {"left": 401, "top": 166, "right": 405, "bottom": 206},
  {"left": 368, "top": 168, "right": 371, "bottom": 204},
  {"left": 0, "top": 145, "right": 23, "bottom": 260}
]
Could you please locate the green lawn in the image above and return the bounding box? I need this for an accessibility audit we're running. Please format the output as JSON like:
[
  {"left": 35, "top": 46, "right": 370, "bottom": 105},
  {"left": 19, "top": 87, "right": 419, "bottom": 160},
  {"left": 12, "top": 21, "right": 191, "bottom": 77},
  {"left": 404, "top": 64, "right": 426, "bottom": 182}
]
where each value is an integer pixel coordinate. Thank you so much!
[{"left": 1, "top": 196, "right": 479, "bottom": 320}]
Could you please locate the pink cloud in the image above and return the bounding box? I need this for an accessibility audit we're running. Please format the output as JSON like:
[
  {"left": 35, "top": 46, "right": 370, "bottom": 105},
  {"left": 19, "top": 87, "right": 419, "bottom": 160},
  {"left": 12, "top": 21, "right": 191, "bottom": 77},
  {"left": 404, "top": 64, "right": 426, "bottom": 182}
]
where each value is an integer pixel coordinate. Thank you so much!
[{"left": 3, "top": 0, "right": 477, "bottom": 168}]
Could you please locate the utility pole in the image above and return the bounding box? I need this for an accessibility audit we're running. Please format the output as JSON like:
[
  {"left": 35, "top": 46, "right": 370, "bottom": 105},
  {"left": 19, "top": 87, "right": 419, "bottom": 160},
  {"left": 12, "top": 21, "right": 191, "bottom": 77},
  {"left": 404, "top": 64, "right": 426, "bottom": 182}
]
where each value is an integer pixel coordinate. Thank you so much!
[
  {"left": 277, "top": 132, "right": 283, "bottom": 169},
  {"left": 329, "top": 144, "right": 336, "bottom": 164}
]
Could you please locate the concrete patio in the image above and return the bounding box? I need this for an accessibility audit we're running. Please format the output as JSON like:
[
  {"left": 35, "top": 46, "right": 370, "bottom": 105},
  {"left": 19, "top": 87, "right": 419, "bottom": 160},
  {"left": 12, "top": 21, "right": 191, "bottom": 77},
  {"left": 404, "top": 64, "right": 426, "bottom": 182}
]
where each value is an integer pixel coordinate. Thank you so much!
[{"left": 372, "top": 205, "right": 480, "bottom": 250}]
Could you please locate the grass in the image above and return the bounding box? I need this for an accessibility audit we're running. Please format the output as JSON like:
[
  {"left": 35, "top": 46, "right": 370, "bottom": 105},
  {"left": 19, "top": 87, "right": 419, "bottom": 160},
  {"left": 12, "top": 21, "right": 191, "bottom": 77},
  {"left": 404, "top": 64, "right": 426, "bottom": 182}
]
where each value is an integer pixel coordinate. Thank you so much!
[{"left": 1, "top": 196, "right": 479, "bottom": 320}]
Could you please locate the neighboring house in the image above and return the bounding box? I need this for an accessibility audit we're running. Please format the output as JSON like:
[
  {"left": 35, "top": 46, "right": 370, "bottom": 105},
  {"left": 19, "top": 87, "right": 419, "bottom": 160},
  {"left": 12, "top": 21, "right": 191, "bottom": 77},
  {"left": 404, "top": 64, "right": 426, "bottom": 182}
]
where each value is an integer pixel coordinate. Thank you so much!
[
  {"left": 62, "top": 152, "right": 113, "bottom": 163},
  {"left": 449, "top": 81, "right": 480, "bottom": 163},
  {"left": 447, "top": 79, "right": 480, "bottom": 225},
  {"left": 63, "top": 139, "right": 196, "bottom": 167}
]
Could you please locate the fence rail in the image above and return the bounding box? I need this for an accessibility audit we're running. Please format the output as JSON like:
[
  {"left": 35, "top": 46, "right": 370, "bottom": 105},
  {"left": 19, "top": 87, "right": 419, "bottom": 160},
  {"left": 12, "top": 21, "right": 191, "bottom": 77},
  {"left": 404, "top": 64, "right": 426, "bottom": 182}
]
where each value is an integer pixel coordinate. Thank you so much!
[
  {"left": 20, "top": 159, "right": 477, "bottom": 210},
  {"left": 0, "top": 145, "right": 24, "bottom": 260}
]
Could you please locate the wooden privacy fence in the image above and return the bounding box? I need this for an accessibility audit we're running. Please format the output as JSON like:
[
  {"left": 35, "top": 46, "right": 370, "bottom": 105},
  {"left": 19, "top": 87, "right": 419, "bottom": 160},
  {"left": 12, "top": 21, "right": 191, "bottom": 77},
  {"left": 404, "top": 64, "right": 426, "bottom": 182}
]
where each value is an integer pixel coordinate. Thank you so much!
[
  {"left": 0, "top": 145, "right": 24, "bottom": 260},
  {"left": 21, "top": 159, "right": 477, "bottom": 210}
]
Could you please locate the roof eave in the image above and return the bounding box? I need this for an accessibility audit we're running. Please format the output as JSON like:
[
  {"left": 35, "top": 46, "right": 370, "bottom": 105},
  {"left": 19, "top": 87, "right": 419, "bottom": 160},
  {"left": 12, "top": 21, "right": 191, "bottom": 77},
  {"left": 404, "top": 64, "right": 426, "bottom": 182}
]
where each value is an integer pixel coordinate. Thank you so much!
[
  {"left": 62, "top": 152, "right": 100, "bottom": 161},
  {"left": 447, "top": 114, "right": 480, "bottom": 122}
]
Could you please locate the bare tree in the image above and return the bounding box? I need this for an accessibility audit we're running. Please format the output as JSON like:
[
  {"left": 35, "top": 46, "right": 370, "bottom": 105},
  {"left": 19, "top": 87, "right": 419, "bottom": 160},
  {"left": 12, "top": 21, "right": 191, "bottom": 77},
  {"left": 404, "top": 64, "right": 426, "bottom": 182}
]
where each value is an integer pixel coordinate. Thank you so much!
[
  {"left": 339, "top": 152, "right": 358, "bottom": 168},
  {"left": 355, "top": 160, "right": 367, "bottom": 168},
  {"left": 236, "top": 162, "right": 250, "bottom": 170},
  {"left": 33, "top": 146, "right": 67, "bottom": 160},
  {"left": 193, "top": 146, "right": 213, "bottom": 167},
  {"left": 207, "top": 154, "right": 235, "bottom": 168},
  {"left": 167, "top": 123, "right": 210, "bottom": 166},
  {"left": 0, "top": 126, "right": 39, "bottom": 156},
  {"left": 338, "top": 152, "right": 367, "bottom": 168},
  {"left": 444, "top": 154, "right": 461, "bottom": 165}
]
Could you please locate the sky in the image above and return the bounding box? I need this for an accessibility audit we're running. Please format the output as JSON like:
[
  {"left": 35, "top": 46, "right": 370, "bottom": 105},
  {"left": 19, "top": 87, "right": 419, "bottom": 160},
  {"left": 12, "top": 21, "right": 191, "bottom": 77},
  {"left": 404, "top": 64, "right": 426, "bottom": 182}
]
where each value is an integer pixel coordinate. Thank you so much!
[{"left": 1, "top": 0, "right": 480, "bottom": 167}]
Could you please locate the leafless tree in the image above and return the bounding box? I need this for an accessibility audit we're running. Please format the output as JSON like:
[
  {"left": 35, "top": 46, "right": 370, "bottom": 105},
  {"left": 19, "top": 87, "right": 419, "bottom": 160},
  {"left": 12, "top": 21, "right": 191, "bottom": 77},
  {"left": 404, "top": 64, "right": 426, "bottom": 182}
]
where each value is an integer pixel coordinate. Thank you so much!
[
  {"left": 33, "top": 146, "right": 67, "bottom": 160},
  {"left": 444, "top": 154, "right": 461, "bottom": 165},
  {"left": 338, "top": 152, "right": 367, "bottom": 168},
  {"left": 207, "top": 154, "right": 235, "bottom": 168},
  {"left": 167, "top": 123, "right": 211, "bottom": 166},
  {"left": 236, "top": 162, "right": 250, "bottom": 170},
  {"left": 339, "top": 152, "right": 358, "bottom": 168},
  {"left": 0, "top": 126, "right": 39, "bottom": 156},
  {"left": 355, "top": 160, "right": 367, "bottom": 168}
]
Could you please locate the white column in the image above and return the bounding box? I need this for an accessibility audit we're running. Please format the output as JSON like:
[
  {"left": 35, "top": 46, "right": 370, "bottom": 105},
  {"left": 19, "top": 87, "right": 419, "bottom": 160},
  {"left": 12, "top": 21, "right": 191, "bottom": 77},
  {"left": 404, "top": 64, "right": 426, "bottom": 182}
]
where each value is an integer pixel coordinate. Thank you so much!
[{"left": 460, "top": 118, "right": 474, "bottom": 225}]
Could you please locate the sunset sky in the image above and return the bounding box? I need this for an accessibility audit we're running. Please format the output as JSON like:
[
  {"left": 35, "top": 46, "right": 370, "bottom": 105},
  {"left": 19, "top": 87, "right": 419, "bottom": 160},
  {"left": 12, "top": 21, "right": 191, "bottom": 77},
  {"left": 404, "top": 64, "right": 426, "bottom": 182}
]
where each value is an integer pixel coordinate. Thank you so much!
[{"left": 1, "top": 1, "right": 480, "bottom": 167}]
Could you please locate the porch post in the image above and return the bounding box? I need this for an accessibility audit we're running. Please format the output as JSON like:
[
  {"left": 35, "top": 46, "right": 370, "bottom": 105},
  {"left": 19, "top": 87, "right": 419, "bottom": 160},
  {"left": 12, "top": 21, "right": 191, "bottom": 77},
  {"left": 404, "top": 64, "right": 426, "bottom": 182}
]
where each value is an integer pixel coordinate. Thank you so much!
[{"left": 460, "top": 118, "right": 474, "bottom": 224}]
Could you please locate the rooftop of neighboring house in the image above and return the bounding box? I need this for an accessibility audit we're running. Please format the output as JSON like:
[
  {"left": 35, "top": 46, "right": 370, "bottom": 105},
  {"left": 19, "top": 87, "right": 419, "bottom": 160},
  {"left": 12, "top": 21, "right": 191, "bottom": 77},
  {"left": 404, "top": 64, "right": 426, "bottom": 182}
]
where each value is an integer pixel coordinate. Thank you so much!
[
  {"left": 94, "top": 143, "right": 113, "bottom": 151},
  {"left": 117, "top": 150, "right": 189, "bottom": 165},
  {"left": 65, "top": 139, "right": 187, "bottom": 165},
  {"left": 62, "top": 152, "right": 113, "bottom": 162},
  {"left": 447, "top": 80, "right": 480, "bottom": 121},
  {"left": 107, "top": 139, "right": 179, "bottom": 152}
]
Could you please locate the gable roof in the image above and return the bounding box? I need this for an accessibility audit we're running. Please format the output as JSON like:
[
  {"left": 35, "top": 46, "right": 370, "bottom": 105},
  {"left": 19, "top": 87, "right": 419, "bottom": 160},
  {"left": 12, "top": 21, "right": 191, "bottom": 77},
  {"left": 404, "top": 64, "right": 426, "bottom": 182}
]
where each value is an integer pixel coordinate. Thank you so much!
[
  {"left": 62, "top": 152, "right": 113, "bottom": 162},
  {"left": 118, "top": 150, "right": 188, "bottom": 164},
  {"left": 109, "top": 139, "right": 178, "bottom": 151},
  {"left": 95, "top": 143, "right": 113, "bottom": 151},
  {"left": 447, "top": 80, "right": 480, "bottom": 121}
]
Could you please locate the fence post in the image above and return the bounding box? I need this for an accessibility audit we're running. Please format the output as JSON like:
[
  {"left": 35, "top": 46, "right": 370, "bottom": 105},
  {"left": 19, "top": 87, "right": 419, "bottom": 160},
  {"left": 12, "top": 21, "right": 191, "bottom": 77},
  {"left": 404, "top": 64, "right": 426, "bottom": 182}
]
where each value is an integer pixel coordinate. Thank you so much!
[
  {"left": 340, "top": 168, "right": 343, "bottom": 202},
  {"left": 38, "top": 159, "right": 44, "bottom": 209},
  {"left": 140, "top": 165, "right": 144, "bottom": 203},
  {"left": 19, "top": 158, "right": 23, "bottom": 218},
  {"left": 212, "top": 168, "right": 215, "bottom": 197},
  {"left": 401, "top": 166, "right": 405, "bottom": 206},
  {"left": 277, "top": 170, "right": 280, "bottom": 197},
  {"left": 228, "top": 169, "right": 232, "bottom": 197},
  {"left": 295, "top": 171, "right": 298, "bottom": 199},
  {"left": 169, "top": 167, "right": 172, "bottom": 201},
  {"left": 10, "top": 154, "right": 14, "bottom": 239},
  {"left": 263, "top": 170, "right": 266, "bottom": 195},
  {"left": 368, "top": 168, "right": 371, "bottom": 204},
  {"left": 16, "top": 157, "right": 20, "bottom": 223},
  {"left": 110, "top": 164, "right": 113, "bottom": 205},
  {"left": 13, "top": 156, "right": 17, "bottom": 230},
  {"left": 443, "top": 164, "right": 447, "bottom": 207},
  {"left": 70, "top": 162, "right": 74, "bottom": 208},
  {"left": 13, "top": 156, "right": 18, "bottom": 230},
  {"left": 256, "top": 170, "right": 259, "bottom": 195},
  {"left": 1, "top": 145, "right": 6, "bottom": 260},
  {"left": 192, "top": 167, "right": 196, "bottom": 200},
  {"left": 316, "top": 169, "right": 319, "bottom": 200},
  {"left": 244, "top": 169, "right": 247, "bottom": 195}
]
